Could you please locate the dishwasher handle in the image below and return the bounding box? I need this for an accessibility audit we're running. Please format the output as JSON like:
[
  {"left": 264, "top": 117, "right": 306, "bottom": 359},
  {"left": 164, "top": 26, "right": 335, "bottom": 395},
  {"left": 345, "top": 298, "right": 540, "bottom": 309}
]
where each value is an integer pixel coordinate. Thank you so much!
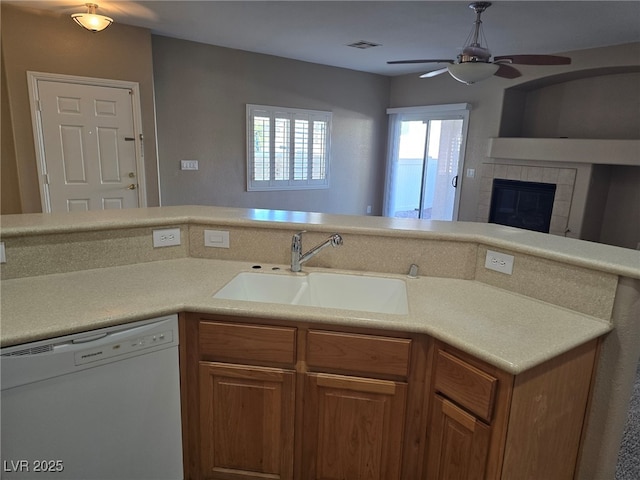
[{"left": 72, "top": 332, "right": 108, "bottom": 344}]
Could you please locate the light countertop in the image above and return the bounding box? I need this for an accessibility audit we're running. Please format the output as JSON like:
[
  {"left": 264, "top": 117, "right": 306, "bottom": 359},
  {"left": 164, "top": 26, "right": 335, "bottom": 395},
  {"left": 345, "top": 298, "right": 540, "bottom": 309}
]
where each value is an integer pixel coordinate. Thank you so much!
[
  {"left": 2, "top": 206, "right": 638, "bottom": 279},
  {"left": 0, "top": 258, "right": 610, "bottom": 375}
]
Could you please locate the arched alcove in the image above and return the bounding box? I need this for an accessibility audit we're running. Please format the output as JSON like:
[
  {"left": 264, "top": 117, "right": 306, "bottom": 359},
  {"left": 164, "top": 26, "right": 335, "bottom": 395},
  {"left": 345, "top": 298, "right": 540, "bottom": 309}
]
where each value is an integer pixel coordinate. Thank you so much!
[{"left": 499, "top": 66, "right": 640, "bottom": 139}]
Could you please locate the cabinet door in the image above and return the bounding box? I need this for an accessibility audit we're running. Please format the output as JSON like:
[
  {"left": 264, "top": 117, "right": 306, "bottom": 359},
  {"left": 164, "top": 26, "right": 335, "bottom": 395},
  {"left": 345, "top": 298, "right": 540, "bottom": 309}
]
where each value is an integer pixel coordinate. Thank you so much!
[
  {"left": 425, "top": 395, "right": 490, "bottom": 480},
  {"left": 199, "top": 362, "right": 295, "bottom": 480},
  {"left": 302, "top": 373, "right": 407, "bottom": 480}
]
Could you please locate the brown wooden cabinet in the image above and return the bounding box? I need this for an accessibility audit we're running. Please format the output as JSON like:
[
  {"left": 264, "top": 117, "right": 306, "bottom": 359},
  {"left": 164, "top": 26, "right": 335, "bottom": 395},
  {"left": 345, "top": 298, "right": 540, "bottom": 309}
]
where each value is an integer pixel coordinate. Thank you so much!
[
  {"left": 427, "top": 395, "right": 491, "bottom": 480},
  {"left": 188, "top": 318, "right": 298, "bottom": 480},
  {"left": 182, "top": 314, "right": 598, "bottom": 480},
  {"left": 183, "top": 315, "right": 430, "bottom": 480},
  {"left": 424, "top": 340, "right": 598, "bottom": 480},
  {"left": 302, "top": 373, "right": 407, "bottom": 480},
  {"left": 425, "top": 349, "right": 500, "bottom": 479},
  {"left": 301, "top": 330, "right": 414, "bottom": 480},
  {"left": 199, "top": 362, "right": 295, "bottom": 479}
]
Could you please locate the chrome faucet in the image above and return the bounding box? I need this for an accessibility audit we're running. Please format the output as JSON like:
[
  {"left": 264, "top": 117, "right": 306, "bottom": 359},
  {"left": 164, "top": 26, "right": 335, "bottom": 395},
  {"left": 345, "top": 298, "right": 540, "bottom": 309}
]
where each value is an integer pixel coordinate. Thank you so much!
[{"left": 291, "top": 231, "right": 343, "bottom": 272}]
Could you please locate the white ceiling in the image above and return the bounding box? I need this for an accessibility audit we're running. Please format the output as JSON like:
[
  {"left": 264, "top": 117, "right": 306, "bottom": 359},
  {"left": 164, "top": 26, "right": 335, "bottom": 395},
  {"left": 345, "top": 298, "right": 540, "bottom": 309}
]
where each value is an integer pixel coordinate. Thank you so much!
[{"left": 10, "top": 1, "right": 640, "bottom": 76}]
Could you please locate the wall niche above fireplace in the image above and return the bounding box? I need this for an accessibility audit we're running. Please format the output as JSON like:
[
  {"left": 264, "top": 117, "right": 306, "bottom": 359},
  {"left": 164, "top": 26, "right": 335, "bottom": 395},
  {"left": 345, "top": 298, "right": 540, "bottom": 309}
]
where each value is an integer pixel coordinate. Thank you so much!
[{"left": 499, "top": 68, "right": 640, "bottom": 140}]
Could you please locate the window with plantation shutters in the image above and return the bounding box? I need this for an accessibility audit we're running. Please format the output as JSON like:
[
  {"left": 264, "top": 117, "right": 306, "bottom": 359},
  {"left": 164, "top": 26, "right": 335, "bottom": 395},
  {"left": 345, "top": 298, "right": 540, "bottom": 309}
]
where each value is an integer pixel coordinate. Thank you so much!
[{"left": 247, "top": 104, "right": 331, "bottom": 191}]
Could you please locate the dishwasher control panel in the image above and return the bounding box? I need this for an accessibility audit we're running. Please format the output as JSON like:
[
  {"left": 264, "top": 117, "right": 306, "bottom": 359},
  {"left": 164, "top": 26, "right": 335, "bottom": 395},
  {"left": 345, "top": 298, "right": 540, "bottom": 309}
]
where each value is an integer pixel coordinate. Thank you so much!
[
  {"left": 75, "top": 330, "right": 174, "bottom": 366},
  {"left": 1, "top": 315, "right": 179, "bottom": 391}
]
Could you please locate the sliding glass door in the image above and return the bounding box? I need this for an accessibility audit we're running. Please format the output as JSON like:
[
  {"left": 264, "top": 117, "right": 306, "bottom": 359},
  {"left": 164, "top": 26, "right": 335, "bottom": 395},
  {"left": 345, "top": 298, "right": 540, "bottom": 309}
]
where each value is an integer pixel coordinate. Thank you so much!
[{"left": 383, "top": 105, "right": 470, "bottom": 221}]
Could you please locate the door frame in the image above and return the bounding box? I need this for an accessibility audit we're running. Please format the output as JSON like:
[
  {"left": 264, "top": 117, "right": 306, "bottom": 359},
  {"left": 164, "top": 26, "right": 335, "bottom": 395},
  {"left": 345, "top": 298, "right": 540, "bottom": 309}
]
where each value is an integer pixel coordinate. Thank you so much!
[
  {"left": 384, "top": 103, "right": 470, "bottom": 221},
  {"left": 27, "top": 71, "right": 147, "bottom": 212}
]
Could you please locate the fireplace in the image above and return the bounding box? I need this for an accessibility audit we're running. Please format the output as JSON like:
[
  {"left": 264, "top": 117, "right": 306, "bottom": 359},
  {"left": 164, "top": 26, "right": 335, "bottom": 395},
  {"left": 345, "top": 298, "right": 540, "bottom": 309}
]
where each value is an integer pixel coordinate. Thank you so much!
[
  {"left": 489, "top": 179, "right": 556, "bottom": 233},
  {"left": 477, "top": 163, "right": 576, "bottom": 237}
]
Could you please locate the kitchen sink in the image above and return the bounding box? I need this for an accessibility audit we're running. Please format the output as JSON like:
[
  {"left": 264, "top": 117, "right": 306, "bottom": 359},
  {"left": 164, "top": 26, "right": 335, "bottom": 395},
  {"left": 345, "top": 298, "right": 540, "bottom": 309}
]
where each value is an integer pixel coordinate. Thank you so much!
[
  {"left": 213, "top": 271, "right": 408, "bottom": 315},
  {"left": 212, "top": 271, "right": 307, "bottom": 305}
]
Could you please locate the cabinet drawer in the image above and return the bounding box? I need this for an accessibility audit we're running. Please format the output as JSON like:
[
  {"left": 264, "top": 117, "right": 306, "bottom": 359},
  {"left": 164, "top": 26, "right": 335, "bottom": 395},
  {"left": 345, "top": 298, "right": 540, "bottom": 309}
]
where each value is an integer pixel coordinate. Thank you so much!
[
  {"left": 199, "top": 321, "right": 296, "bottom": 366},
  {"left": 434, "top": 350, "right": 497, "bottom": 422},
  {"left": 306, "top": 330, "right": 411, "bottom": 378}
]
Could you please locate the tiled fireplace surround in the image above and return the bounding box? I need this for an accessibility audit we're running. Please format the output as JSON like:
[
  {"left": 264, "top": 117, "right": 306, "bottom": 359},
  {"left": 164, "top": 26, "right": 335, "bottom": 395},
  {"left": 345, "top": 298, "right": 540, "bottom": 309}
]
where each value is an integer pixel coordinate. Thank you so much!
[{"left": 477, "top": 163, "right": 577, "bottom": 237}]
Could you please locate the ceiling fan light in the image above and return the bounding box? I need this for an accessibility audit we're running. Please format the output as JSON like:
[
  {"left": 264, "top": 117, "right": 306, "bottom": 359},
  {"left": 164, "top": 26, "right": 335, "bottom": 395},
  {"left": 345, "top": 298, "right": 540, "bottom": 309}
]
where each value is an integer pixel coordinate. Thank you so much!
[
  {"left": 71, "top": 3, "right": 113, "bottom": 32},
  {"left": 447, "top": 62, "right": 499, "bottom": 84}
]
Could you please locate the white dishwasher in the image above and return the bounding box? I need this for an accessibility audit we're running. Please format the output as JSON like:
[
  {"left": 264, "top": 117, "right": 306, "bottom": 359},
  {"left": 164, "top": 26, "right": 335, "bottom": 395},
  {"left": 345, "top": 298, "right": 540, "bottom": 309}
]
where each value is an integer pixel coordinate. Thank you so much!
[{"left": 0, "top": 315, "right": 183, "bottom": 479}]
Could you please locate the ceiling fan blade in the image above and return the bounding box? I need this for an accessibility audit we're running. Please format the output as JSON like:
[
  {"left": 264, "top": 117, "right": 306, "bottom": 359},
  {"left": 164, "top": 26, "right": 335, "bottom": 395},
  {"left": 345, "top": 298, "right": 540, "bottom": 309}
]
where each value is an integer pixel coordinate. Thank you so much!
[
  {"left": 493, "top": 54, "right": 571, "bottom": 66},
  {"left": 494, "top": 64, "right": 522, "bottom": 79},
  {"left": 387, "top": 59, "right": 454, "bottom": 65},
  {"left": 420, "top": 68, "right": 449, "bottom": 78}
]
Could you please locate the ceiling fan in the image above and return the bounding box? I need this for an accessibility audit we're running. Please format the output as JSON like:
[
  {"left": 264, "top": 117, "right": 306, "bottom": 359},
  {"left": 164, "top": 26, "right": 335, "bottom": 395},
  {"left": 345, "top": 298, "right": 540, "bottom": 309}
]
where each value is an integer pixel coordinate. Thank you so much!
[{"left": 387, "top": 2, "right": 571, "bottom": 84}]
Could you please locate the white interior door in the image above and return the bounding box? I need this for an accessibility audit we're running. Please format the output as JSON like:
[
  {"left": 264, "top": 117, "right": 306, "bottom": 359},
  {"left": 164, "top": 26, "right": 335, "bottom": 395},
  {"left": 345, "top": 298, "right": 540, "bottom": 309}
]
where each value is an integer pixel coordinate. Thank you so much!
[{"left": 29, "top": 73, "right": 146, "bottom": 212}]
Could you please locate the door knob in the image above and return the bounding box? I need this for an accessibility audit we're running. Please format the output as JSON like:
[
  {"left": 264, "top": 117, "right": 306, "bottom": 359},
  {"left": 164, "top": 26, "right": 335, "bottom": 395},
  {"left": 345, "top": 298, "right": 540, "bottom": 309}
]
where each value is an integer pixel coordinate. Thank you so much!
[{"left": 127, "top": 184, "right": 137, "bottom": 190}]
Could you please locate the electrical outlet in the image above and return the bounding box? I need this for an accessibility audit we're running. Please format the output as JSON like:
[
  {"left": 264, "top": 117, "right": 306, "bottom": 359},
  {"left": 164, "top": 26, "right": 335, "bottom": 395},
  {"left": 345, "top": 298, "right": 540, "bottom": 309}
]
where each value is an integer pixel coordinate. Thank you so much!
[
  {"left": 484, "top": 249, "right": 514, "bottom": 275},
  {"left": 153, "top": 228, "right": 181, "bottom": 248},
  {"left": 204, "top": 230, "right": 230, "bottom": 248}
]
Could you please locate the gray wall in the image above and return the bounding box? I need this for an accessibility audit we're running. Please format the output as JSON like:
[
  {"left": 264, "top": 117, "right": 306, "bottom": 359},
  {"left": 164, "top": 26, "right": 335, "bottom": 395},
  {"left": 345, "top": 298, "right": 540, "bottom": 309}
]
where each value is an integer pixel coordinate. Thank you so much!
[
  {"left": 2, "top": 51, "right": 21, "bottom": 214},
  {"left": 600, "top": 166, "right": 640, "bottom": 249},
  {"left": 152, "top": 35, "right": 390, "bottom": 215}
]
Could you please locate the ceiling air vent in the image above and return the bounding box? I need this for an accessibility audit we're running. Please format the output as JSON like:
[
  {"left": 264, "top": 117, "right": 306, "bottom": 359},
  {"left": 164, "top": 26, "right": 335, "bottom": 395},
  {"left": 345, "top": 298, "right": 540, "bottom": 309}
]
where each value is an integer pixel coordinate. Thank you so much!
[{"left": 347, "top": 40, "right": 381, "bottom": 49}]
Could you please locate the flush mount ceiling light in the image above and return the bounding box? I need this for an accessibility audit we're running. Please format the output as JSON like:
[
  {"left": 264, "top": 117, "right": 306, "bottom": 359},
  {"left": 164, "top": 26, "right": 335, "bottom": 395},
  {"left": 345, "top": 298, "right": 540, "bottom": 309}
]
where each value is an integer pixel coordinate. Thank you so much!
[{"left": 71, "top": 3, "right": 113, "bottom": 32}]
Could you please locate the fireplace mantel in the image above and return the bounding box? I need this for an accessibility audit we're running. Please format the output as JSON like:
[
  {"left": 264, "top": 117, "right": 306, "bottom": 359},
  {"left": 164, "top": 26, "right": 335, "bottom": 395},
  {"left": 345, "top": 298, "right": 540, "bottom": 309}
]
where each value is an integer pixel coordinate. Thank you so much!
[{"left": 488, "top": 138, "right": 640, "bottom": 166}]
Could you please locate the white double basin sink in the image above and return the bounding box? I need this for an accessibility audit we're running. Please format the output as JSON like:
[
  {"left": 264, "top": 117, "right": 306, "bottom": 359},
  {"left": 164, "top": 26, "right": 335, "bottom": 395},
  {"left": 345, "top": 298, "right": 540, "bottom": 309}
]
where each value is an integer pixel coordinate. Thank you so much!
[{"left": 213, "top": 271, "right": 409, "bottom": 315}]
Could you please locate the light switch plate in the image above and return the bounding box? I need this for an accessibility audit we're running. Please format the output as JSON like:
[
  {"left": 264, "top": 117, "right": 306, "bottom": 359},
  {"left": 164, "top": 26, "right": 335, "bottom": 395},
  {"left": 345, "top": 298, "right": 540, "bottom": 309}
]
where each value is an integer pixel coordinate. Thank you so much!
[
  {"left": 485, "top": 249, "right": 514, "bottom": 275},
  {"left": 204, "top": 230, "right": 230, "bottom": 248},
  {"left": 153, "top": 228, "right": 181, "bottom": 248},
  {"left": 180, "top": 160, "right": 199, "bottom": 170}
]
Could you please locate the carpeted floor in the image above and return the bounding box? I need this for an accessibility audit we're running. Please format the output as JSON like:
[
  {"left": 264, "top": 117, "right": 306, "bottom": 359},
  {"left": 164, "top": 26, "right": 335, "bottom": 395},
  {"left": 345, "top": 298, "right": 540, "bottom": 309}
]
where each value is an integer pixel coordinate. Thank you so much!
[{"left": 615, "top": 361, "right": 640, "bottom": 479}]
